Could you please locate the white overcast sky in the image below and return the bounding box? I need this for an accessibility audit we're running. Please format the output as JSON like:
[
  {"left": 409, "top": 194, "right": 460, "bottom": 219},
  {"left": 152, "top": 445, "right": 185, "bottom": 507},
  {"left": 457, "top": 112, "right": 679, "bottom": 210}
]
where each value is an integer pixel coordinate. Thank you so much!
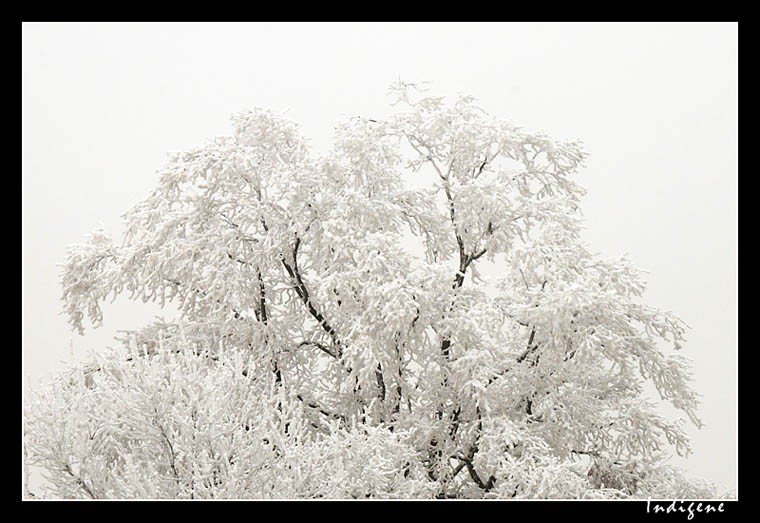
[{"left": 22, "top": 22, "right": 737, "bottom": 493}]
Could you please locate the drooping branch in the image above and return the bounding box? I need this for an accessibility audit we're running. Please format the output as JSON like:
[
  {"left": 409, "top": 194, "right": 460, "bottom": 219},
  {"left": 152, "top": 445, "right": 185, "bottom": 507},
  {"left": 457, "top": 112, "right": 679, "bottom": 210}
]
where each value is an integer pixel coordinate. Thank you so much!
[
  {"left": 281, "top": 237, "right": 342, "bottom": 357},
  {"left": 165, "top": 272, "right": 243, "bottom": 321}
]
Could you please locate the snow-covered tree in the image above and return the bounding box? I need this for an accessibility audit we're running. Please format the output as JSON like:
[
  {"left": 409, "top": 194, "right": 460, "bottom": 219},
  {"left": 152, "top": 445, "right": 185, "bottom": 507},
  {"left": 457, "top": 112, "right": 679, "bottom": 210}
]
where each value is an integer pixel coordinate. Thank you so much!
[{"left": 24, "top": 82, "right": 717, "bottom": 499}]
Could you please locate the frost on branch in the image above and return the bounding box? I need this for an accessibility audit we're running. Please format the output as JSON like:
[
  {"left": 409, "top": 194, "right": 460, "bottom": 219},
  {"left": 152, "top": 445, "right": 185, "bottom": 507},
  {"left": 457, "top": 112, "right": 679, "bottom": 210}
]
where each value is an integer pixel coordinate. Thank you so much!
[{"left": 28, "top": 83, "right": 717, "bottom": 499}]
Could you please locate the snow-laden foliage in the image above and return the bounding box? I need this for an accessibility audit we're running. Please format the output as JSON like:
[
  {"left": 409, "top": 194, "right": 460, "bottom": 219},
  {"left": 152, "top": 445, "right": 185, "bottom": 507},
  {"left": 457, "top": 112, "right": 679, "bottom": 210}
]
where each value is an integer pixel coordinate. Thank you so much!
[{"left": 26, "top": 82, "right": 716, "bottom": 499}]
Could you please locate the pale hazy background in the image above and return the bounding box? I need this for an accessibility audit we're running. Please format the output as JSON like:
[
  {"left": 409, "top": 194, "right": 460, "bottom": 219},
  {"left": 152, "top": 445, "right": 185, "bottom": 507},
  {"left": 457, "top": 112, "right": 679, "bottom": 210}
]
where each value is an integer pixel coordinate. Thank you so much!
[{"left": 22, "top": 22, "right": 738, "bottom": 494}]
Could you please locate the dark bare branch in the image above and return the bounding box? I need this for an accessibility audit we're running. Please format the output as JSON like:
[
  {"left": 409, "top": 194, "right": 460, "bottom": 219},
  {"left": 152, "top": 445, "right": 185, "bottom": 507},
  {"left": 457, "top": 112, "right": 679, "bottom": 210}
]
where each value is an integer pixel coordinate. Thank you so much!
[
  {"left": 295, "top": 394, "right": 346, "bottom": 423},
  {"left": 281, "top": 237, "right": 342, "bottom": 356}
]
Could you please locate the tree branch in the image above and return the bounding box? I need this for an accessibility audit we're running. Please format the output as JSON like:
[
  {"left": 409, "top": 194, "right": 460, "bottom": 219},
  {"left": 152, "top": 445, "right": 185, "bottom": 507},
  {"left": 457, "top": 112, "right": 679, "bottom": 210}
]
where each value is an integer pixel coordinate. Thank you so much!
[
  {"left": 295, "top": 394, "right": 346, "bottom": 423},
  {"left": 297, "top": 340, "right": 337, "bottom": 359},
  {"left": 375, "top": 363, "right": 386, "bottom": 402},
  {"left": 281, "top": 237, "right": 342, "bottom": 356},
  {"left": 157, "top": 422, "right": 182, "bottom": 493},
  {"left": 458, "top": 407, "right": 496, "bottom": 493},
  {"left": 460, "top": 456, "right": 496, "bottom": 492},
  {"left": 63, "top": 463, "right": 96, "bottom": 499}
]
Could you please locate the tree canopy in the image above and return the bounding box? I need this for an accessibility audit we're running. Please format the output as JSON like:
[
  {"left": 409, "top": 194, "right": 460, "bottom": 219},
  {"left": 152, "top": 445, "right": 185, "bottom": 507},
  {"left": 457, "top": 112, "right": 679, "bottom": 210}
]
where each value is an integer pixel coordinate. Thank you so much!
[{"left": 24, "top": 83, "right": 716, "bottom": 499}]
